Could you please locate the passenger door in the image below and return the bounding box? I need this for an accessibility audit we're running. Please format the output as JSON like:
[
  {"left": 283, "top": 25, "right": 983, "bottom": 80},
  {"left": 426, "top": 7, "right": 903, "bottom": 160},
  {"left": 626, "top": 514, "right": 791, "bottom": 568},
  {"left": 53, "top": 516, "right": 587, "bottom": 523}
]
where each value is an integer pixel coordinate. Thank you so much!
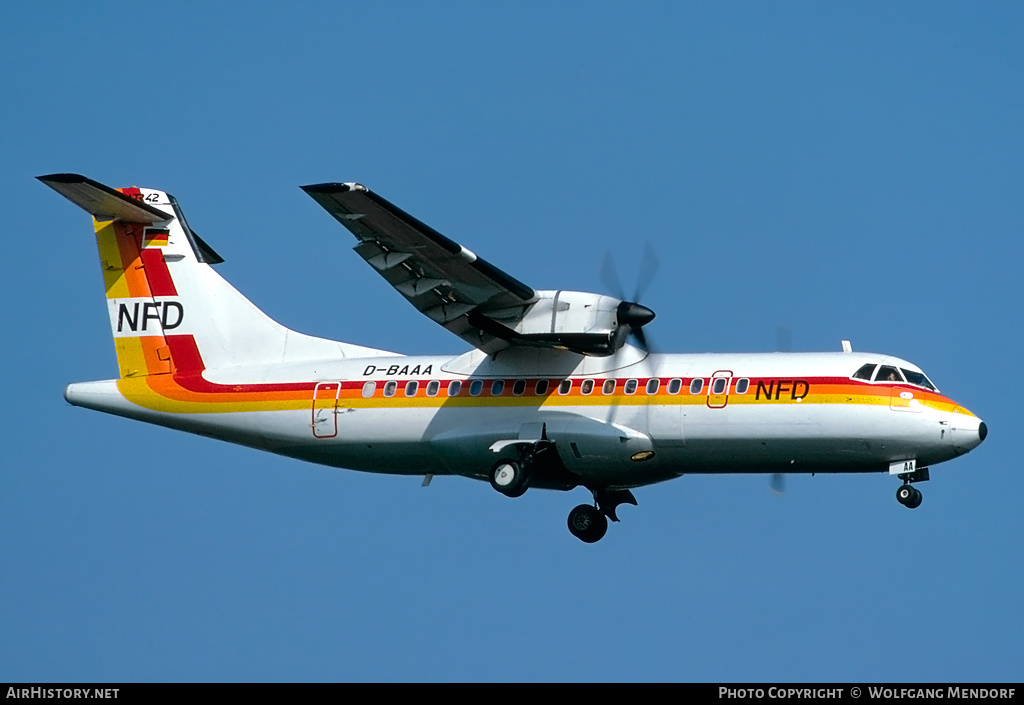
[{"left": 312, "top": 382, "right": 341, "bottom": 438}]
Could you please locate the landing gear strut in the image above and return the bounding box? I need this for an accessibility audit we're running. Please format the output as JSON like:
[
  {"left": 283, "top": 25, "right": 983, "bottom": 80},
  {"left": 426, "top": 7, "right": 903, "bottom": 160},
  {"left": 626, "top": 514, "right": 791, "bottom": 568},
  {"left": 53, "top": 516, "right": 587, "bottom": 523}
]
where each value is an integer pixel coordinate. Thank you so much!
[{"left": 566, "top": 488, "right": 637, "bottom": 543}]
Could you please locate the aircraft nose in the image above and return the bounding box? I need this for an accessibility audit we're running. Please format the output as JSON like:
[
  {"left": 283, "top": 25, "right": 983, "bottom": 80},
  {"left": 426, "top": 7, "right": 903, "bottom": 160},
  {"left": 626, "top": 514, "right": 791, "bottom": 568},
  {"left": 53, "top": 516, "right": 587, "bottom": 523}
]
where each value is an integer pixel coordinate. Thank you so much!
[{"left": 952, "top": 415, "right": 987, "bottom": 452}]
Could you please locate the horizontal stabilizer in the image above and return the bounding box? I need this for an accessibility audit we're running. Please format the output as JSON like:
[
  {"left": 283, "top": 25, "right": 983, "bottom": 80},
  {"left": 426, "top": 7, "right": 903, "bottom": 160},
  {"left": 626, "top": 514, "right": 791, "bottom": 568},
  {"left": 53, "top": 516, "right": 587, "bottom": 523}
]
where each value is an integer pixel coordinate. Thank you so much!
[{"left": 37, "top": 173, "right": 172, "bottom": 223}]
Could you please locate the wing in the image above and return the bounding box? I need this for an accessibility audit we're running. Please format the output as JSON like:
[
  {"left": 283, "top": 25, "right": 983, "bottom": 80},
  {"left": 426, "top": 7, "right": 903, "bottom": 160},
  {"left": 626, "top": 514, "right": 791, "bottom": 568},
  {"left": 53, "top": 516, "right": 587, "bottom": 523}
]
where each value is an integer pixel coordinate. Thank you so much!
[{"left": 301, "top": 182, "right": 538, "bottom": 354}]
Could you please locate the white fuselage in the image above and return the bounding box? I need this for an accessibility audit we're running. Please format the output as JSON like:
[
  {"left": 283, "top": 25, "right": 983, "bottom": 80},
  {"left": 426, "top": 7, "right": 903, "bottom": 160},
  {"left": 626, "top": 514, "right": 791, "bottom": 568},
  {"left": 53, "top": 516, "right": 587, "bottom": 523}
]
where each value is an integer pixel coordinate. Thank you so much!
[{"left": 65, "top": 345, "right": 985, "bottom": 492}]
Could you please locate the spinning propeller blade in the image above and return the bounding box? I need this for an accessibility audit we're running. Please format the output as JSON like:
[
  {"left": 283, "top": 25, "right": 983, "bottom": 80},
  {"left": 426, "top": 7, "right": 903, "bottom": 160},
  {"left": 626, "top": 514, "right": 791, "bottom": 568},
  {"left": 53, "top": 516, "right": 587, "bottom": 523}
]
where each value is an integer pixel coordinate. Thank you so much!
[{"left": 599, "top": 241, "right": 659, "bottom": 352}]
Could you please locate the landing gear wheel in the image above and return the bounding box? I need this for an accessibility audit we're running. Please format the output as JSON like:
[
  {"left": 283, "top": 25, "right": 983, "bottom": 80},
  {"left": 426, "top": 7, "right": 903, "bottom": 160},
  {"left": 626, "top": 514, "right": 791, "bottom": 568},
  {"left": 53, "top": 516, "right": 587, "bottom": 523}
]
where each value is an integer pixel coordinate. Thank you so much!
[
  {"left": 567, "top": 504, "right": 608, "bottom": 543},
  {"left": 490, "top": 460, "right": 529, "bottom": 497},
  {"left": 896, "top": 485, "right": 914, "bottom": 505},
  {"left": 896, "top": 484, "right": 923, "bottom": 509},
  {"left": 907, "top": 487, "right": 923, "bottom": 509}
]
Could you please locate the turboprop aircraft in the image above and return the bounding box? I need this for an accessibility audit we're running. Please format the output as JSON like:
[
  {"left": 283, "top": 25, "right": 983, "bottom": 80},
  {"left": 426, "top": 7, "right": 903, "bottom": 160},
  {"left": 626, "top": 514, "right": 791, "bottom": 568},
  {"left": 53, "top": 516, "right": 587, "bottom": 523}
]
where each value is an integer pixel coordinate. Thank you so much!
[{"left": 39, "top": 173, "right": 988, "bottom": 543}]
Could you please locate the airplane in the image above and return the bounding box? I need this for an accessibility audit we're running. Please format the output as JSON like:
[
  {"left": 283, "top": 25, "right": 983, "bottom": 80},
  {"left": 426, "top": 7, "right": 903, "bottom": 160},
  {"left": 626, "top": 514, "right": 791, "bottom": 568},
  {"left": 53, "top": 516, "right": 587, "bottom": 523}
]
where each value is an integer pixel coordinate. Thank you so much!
[{"left": 38, "top": 173, "right": 988, "bottom": 543}]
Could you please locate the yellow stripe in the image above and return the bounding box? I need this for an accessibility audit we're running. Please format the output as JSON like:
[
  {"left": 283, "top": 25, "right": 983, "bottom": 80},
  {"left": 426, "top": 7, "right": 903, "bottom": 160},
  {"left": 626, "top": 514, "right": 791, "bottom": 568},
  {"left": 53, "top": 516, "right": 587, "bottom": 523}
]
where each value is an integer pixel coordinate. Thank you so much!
[{"left": 95, "top": 220, "right": 131, "bottom": 299}]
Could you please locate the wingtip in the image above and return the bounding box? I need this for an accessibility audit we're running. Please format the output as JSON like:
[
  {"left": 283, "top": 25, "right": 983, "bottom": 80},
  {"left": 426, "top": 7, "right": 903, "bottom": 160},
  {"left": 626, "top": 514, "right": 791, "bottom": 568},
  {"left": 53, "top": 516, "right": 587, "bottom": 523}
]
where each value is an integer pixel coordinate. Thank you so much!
[
  {"left": 37, "top": 173, "right": 88, "bottom": 184},
  {"left": 300, "top": 181, "right": 367, "bottom": 194}
]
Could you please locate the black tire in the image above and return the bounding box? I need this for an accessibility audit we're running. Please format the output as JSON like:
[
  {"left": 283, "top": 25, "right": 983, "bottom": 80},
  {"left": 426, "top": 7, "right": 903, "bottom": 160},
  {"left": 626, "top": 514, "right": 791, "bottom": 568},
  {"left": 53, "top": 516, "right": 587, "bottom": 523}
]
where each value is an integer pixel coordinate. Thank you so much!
[
  {"left": 907, "top": 487, "right": 923, "bottom": 509},
  {"left": 567, "top": 504, "right": 609, "bottom": 543},
  {"left": 896, "top": 485, "right": 914, "bottom": 506},
  {"left": 490, "top": 460, "right": 528, "bottom": 497}
]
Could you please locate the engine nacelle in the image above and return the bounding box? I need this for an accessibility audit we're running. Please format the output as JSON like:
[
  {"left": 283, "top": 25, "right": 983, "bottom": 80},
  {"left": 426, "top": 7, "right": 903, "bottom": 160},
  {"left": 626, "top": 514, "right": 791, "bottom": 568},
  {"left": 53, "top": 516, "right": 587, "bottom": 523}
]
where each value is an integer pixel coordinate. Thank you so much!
[
  {"left": 482, "top": 290, "right": 653, "bottom": 356},
  {"left": 519, "top": 290, "right": 619, "bottom": 334}
]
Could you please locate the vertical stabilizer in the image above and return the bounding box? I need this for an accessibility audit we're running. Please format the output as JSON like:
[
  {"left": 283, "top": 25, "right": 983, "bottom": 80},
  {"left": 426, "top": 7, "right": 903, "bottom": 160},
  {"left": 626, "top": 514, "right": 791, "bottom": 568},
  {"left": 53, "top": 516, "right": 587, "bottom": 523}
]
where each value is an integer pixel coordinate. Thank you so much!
[{"left": 39, "top": 174, "right": 395, "bottom": 380}]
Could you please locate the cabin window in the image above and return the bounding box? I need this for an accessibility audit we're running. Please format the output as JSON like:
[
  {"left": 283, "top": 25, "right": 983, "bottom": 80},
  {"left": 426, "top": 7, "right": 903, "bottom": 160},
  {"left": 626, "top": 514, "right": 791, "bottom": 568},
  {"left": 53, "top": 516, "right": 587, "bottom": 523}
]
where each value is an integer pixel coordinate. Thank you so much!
[
  {"left": 491, "top": 380, "right": 505, "bottom": 396},
  {"left": 361, "top": 381, "right": 377, "bottom": 398},
  {"left": 874, "top": 366, "right": 904, "bottom": 383},
  {"left": 711, "top": 378, "right": 728, "bottom": 395},
  {"left": 535, "top": 379, "right": 549, "bottom": 396},
  {"left": 558, "top": 379, "right": 572, "bottom": 395},
  {"left": 624, "top": 379, "right": 638, "bottom": 395},
  {"left": 469, "top": 380, "right": 484, "bottom": 396},
  {"left": 383, "top": 381, "right": 397, "bottom": 398},
  {"left": 426, "top": 380, "right": 440, "bottom": 397},
  {"left": 447, "top": 380, "right": 462, "bottom": 397},
  {"left": 602, "top": 379, "right": 616, "bottom": 395},
  {"left": 735, "top": 378, "right": 749, "bottom": 394},
  {"left": 901, "top": 369, "right": 938, "bottom": 391},
  {"left": 646, "top": 378, "right": 660, "bottom": 395},
  {"left": 667, "top": 378, "right": 682, "bottom": 395},
  {"left": 689, "top": 378, "right": 704, "bottom": 394},
  {"left": 581, "top": 379, "right": 594, "bottom": 395},
  {"left": 404, "top": 381, "right": 419, "bottom": 397},
  {"left": 512, "top": 379, "right": 527, "bottom": 396},
  {"left": 852, "top": 364, "right": 876, "bottom": 381}
]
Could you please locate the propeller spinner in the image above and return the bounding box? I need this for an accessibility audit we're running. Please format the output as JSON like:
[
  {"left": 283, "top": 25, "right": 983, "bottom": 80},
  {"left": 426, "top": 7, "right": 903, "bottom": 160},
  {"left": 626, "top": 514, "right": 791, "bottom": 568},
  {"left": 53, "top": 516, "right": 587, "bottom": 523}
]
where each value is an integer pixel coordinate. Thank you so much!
[{"left": 600, "top": 242, "right": 659, "bottom": 352}]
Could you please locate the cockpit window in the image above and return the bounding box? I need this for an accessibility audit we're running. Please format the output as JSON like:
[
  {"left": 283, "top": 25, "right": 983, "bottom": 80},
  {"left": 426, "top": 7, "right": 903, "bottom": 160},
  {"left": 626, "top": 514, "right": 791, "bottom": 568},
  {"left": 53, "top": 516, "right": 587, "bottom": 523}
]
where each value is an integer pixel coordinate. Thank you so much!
[
  {"left": 874, "top": 365, "right": 904, "bottom": 383},
  {"left": 852, "top": 364, "right": 877, "bottom": 381},
  {"left": 901, "top": 368, "right": 938, "bottom": 392}
]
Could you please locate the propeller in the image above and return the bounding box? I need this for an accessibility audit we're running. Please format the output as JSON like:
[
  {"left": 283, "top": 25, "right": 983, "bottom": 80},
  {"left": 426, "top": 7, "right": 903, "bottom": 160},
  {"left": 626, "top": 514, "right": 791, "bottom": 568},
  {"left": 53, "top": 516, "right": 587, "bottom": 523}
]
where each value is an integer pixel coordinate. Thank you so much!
[
  {"left": 598, "top": 241, "right": 658, "bottom": 425},
  {"left": 599, "top": 241, "right": 659, "bottom": 352},
  {"left": 770, "top": 325, "right": 793, "bottom": 496}
]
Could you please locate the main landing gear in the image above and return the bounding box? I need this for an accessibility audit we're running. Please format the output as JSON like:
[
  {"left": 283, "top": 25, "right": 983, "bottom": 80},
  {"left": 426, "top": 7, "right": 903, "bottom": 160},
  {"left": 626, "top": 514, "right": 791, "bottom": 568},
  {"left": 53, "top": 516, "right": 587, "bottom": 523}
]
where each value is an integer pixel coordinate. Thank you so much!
[
  {"left": 488, "top": 436, "right": 636, "bottom": 543},
  {"left": 490, "top": 458, "right": 529, "bottom": 498},
  {"left": 568, "top": 504, "right": 607, "bottom": 543},
  {"left": 567, "top": 488, "right": 637, "bottom": 544},
  {"left": 489, "top": 456, "right": 637, "bottom": 543},
  {"left": 489, "top": 431, "right": 561, "bottom": 499}
]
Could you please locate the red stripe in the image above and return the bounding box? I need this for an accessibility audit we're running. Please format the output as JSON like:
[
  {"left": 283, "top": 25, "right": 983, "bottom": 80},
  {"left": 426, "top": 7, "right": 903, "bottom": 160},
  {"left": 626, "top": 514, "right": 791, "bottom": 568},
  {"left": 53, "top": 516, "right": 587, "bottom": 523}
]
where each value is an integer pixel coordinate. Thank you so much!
[
  {"left": 165, "top": 335, "right": 311, "bottom": 393},
  {"left": 166, "top": 335, "right": 205, "bottom": 375},
  {"left": 152, "top": 335, "right": 949, "bottom": 406},
  {"left": 140, "top": 249, "right": 178, "bottom": 296}
]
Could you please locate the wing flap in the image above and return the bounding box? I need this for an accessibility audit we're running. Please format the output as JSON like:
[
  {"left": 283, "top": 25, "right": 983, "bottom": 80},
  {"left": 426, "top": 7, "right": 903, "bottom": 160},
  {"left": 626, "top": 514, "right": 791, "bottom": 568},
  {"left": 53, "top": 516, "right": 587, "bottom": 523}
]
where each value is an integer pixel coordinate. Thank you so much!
[{"left": 302, "top": 182, "right": 538, "bottom": 353}]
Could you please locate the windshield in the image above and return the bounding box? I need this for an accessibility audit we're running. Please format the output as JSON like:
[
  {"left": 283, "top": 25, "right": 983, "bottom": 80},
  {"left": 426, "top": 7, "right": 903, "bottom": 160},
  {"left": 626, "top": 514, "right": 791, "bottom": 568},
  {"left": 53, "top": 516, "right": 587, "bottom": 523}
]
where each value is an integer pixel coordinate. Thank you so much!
[
  {"left": 852, "top": 363, "right": 876, "bottom": 380},
  {"left": 855, "top": 363, "right": 939, "bottom": 392},
  {"left": 900, "top": 368, "right": 938, "bottom": 392}
]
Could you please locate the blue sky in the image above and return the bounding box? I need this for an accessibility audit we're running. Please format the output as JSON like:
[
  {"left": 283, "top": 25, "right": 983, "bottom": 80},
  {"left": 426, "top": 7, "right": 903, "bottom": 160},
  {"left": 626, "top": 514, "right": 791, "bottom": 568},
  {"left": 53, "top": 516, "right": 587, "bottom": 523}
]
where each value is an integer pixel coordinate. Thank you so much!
[{"left": 2, "top": 2, "right": 1021, "bottom": 682}]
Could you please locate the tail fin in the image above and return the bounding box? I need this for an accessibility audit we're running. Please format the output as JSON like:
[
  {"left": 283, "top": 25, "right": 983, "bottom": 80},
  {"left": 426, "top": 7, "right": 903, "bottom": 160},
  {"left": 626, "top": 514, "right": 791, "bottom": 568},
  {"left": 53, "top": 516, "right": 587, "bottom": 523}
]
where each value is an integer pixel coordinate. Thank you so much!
[{"left": 39, "top": 173, "right": 394, "bottom": 380}]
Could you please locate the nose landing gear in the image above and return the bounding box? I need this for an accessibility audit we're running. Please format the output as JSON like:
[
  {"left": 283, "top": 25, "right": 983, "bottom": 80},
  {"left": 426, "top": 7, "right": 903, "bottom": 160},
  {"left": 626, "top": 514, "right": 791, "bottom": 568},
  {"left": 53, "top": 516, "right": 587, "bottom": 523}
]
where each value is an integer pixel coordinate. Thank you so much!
[
  {"left": 896, "top": 483, "right": 923, "bottom": 509},
  {"left": 894, "top": 463, "right": 928, "bottom": 510}
]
